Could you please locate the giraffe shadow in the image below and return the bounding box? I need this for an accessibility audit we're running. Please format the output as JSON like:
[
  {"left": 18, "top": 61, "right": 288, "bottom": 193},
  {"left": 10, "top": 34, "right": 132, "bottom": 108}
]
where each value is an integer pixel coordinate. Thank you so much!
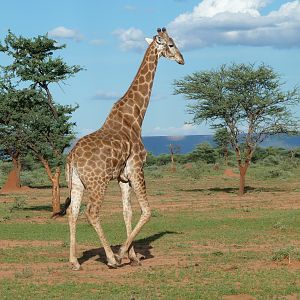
[{"left": 78, "top": 230, "right": 179, "bottom": 267}]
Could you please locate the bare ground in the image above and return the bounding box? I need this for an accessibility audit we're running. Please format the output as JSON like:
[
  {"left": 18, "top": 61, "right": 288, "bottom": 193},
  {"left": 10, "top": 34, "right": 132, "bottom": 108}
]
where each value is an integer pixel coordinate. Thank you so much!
[{"left": 0, "top": 172, "right": 300, "bottom": 296}]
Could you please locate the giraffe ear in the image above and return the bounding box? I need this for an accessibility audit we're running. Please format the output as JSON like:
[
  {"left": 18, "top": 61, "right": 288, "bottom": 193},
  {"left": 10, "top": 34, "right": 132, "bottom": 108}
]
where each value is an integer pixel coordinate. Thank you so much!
[{"left": 145, "top": 38, "right": 153, "bottom": 45}]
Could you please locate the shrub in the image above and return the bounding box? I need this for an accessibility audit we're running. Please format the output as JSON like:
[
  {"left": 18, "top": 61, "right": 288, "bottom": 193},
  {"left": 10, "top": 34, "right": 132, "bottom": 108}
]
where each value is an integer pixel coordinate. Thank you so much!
[
  {"left": 261, "top": 166, "right": 292, "bottom": 179},
  {"left": 272, "top": 246, "right": 300, "bottom": 262},
  {"left": 262, "top": 155, "right": 282, "bottom": 166},
  {"left": 144, "top": 165, "right": 164, "bottom": 179},
  {"left": 188, "top": 143, "right": 217, "bottom": 164},
  {"left": 182, "top": 161, "right": 214, "bottom": 180}
]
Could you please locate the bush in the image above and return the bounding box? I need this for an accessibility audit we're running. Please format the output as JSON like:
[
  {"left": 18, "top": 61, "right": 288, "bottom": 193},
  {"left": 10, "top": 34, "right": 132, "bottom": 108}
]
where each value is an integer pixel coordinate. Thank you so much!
[
  {"left": 145, "top": 152, "right": 157, "bottom": 166},
  {"left": 188, "top": 143, "right": 217, "bottom": 164},
  {"left": 182, "top": 161, "right": 215, "bottom": 180},
  {"left": 144, "top": 165, "right": 164, "bottom": 179},
  {"left": 262, "top": 155, "right": 282, "bottom": 166},
  {"left": 251, "top": 164, "right": 292, "bottom": 180},
  {"left": 21, "top": 154, "right": 41, "bottom": 171}
]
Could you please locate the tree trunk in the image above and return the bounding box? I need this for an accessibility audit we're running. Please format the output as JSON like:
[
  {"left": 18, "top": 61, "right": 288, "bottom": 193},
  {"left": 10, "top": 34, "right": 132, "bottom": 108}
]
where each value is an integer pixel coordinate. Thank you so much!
[
  {"left": 51, "top": 167, "right": 61, "bottom": 214},
  {"left": 40, "top": 157, "right": 61, "bottom": 213},
  {"left": 238, "top": 164, "right": 249, "bottom": 196}
]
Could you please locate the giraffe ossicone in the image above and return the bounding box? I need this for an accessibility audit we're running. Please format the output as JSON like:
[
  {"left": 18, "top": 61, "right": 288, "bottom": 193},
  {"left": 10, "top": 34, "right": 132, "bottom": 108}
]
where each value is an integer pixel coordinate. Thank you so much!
[{"left": 54, "top": 27, "right": 184, "bottom": 270}]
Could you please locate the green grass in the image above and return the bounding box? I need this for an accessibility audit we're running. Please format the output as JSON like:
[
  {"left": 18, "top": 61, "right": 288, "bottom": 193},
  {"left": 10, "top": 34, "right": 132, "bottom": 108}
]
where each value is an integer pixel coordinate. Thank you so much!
[
  {"left": 1, "top": 267, "right": 300, "bottom": 299},
  {"left": 1, "top": 164, "right": 300, "bottom": 299},
  {"left": 0, "top": 243, "right": 70, "bottom": 263}
]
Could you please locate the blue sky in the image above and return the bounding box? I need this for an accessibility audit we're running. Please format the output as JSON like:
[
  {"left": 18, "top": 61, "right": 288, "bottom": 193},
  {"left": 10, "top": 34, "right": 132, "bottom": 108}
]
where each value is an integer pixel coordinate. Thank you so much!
[{"left": 1, "top": 0, "right": 300, "bottom": 137}]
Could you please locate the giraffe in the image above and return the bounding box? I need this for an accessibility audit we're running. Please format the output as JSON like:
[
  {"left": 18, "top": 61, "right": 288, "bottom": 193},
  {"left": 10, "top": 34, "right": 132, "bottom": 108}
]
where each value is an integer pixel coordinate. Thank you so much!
[{"left": 54, "top": 27, "right": 184, "bottom": 270}]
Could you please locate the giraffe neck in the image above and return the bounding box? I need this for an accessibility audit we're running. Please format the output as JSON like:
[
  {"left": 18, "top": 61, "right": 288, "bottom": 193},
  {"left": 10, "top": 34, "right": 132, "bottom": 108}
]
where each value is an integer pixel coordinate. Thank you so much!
[{"left": 103, "top": 42, "right": 159, "bottom": 135}]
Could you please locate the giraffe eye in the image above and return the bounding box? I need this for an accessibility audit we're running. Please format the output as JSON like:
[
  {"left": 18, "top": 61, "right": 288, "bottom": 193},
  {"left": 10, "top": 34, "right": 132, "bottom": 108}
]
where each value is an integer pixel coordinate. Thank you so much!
[{"left": 169, "top": 44, "right": 174, "bottom": 48}]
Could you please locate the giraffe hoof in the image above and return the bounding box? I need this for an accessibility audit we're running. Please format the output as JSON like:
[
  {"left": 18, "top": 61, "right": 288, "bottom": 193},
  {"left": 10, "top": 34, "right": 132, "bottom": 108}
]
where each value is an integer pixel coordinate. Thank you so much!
[
  {"left": 71, "top": 263, "right": 82, "bottom": 271},
  {"left": 114, "top": 254, "right": 122, "bottom": 265},
  {"left": 130, "top": 259, "right": 141, "bottom": 267},
  {"left": 107, "top": 262, "right": 119, "bottom": 269},
  {"left": 137, "top": 253, "right": 146, "bottom": 260}
]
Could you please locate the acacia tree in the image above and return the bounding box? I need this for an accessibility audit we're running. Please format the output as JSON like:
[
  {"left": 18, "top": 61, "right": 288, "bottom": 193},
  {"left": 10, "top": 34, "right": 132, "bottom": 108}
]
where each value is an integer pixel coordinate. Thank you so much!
[
  {"left": 0, "top": 32, "right": 81, "bottom": 212},
  {"left": 21, "top": 92, "right": 77, "bottom": 212},
  {"left": 0, "top": 85, "right": 76, "bottom": 211},
  {"left": 174, "top": 63, "right": 300, "bottom": 195}
]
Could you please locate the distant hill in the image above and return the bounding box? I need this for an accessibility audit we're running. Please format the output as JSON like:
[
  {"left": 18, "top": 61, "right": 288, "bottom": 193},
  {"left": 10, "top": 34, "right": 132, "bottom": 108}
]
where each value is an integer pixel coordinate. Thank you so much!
[
  {"left": 64, "top": 134, "right": 300, "bottom": 156},
  {"left": 142, "top": 135, "right": 215, "bottom": 155},
  {"left": 142, "top": 134, "right": 300, "bottom": 155}
]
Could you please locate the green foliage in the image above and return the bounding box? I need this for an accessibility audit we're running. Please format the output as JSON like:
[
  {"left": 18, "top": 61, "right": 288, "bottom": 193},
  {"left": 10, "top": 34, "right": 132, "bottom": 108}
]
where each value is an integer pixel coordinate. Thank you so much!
[
  {"left": 9, "top": 196, "right": 27, "bottom": 212},
  {"left": 264, "top": 167, "right": 291, "bottom": 178},
  {"left": 182, "top": 161, "right": 215, "bottom": 179},
  {"left": 0, "top": 87, "right": 76, "bottom": 171},
  {"left": 0, "top": 31, "right": 82, "bottom": 188},
  {"left": 0, "top": 30, "right": 82, "bottom": 87},
  {"left": 188, "top": 142, "right": 217, "bottom": 163},
  {"left": 174, "top": 63, "right": 300, "bottom": 194},
  {"left": 174, "top": 63, "right": 300, "bottom": 141},
  {"left": 144, "top": 165, "right": 164, "bottom": 179},
  {"left": 145, "top": 152, "right": 157, "bottom": 166},
  {"left": 214, "top": 127, "right": 231, "bottom": 149},
  {"left": 21, "top": 153, "right": 42, "bottom": 171}
]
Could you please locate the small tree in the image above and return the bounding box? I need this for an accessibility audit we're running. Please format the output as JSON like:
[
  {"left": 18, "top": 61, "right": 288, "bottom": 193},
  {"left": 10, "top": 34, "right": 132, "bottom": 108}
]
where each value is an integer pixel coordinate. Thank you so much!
[
  {"left": 169, "top": 144, "right": 180, "bottom": 171},
  {"left": 214, "top": 127, "right": 231, "bottom": 165},
  {"left": 0, "top": 86, "right": 76, "bottom": 211},
  {"left": 0, "top": 31, "right": 81, "bottom": 212},
  {"left": 22, "top": 95, "right": 77, "bottom": 212},
  {"left": 174, "top": 63, "right": 300, "bottom": 195}
]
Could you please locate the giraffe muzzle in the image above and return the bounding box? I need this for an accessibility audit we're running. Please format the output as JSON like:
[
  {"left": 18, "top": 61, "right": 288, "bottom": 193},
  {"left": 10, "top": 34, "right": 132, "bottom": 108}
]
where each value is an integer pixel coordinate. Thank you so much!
[{"left": 177, "top": 56, "right": 185, "bottom": 65}]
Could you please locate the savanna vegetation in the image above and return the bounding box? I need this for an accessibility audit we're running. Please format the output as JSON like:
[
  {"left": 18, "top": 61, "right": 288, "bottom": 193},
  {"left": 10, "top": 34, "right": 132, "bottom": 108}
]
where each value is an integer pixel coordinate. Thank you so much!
[
  {"left": 0, "top": 145, "right": 300, "bottom": 299},
  {"left": 0, "top": 31, "right": 82, "bottom": 213},
  {"left": 1, "top": 30, "right": 300, "bottom": 299},
  {"left": 174, "top": 63, "right": 300, "bottom": 195}
]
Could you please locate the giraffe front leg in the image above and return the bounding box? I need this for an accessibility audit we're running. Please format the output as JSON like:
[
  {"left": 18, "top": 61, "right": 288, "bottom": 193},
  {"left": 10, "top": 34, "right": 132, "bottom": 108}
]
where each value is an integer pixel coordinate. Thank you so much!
[
  {"left": 118, "top": 180, "right": 141, "bottom": 266},
  {"left": 118, "top": 171, "right": 151, "bottom": 264}
]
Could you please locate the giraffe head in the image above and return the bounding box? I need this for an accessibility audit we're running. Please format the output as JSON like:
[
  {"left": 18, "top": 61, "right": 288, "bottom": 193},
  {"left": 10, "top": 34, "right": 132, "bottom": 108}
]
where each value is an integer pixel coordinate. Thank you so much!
[{"left": 146, "top": 27, "right": 184, "bottom": 65}]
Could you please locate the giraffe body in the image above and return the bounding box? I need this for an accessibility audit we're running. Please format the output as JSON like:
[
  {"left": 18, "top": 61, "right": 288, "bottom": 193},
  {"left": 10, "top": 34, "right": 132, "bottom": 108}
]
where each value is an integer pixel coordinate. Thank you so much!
[{"left": 62, "top": 28, "right": 184, "bottom": 270}]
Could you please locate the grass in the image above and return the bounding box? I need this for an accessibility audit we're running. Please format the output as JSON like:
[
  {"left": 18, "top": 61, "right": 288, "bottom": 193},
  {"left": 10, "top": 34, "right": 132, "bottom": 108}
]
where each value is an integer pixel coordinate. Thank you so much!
[{"left": 0, "top": 164, "right": 300, "bottom": 299}]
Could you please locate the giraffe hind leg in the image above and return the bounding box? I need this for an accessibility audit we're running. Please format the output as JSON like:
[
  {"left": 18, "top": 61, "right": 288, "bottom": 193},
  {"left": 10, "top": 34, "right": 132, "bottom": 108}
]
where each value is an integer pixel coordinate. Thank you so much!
[
  {"left": 68, "top": 170, "right": 84, "bottom": 270},
  {"left": 85, "top": 185, "right": 120, "bottom": 268}
]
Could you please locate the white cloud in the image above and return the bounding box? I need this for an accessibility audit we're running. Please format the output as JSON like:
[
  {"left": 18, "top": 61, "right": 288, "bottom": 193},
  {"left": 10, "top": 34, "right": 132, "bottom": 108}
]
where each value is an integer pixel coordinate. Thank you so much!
[
  {"left": 48, "top": 26, "right": 84, "bottom": 41},
  {"left": 113, "top": 27, "right": 147, "bottom": 51},
  {"left": 92, "top": 91, "right": 121, "bottom": 101},
  {"left": 168, "top": 0, "right": 300, "bottom": 49}
]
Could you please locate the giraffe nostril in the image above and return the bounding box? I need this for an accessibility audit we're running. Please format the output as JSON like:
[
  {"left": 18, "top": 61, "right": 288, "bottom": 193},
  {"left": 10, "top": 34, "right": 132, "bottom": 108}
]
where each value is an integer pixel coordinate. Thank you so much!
[{"left": 178, "top": 58, "right": 185, "bottom": 65}]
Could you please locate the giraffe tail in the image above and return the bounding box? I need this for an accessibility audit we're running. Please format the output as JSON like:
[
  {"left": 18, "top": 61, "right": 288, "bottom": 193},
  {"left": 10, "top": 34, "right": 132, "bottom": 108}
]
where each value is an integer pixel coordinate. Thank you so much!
[
  {"left": 51, "top": 197, "right": 71, "bottom": 219},
  {"left": 51, "top": 159, "right": 73, "bottom": 219}
]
